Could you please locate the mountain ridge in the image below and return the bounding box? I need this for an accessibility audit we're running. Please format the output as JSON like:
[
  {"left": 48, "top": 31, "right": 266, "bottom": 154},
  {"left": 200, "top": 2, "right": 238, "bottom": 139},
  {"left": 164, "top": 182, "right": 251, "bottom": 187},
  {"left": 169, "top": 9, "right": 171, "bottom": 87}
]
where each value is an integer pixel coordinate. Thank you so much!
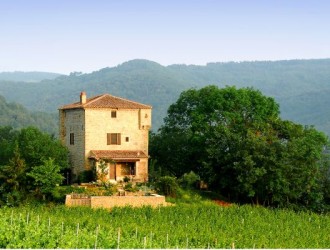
[
  {"left": 0, "top": 71, "right": 63, "bottom": 82},
  {"left": 1, "top": 58, "right": 330, "bottom": 135}
]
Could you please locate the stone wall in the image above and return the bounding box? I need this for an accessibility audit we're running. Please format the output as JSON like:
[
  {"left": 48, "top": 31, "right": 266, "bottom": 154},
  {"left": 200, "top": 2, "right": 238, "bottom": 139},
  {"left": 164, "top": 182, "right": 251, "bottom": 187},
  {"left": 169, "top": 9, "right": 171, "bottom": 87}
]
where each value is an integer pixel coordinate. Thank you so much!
[
  {"left": 85, "top": 108, "right": 150, "bottom": 179},
  {"left": 65, "top": 194, "right": 167, "bottom": 209},
  {"left": 85, "top": 108, "right": 150, "bottom": 154},
  {"left": 60, "top": 109, "right": 86, "bottom": 176},
  {"left": 65, "top": 194, "right": 91, "bottom": 207}
]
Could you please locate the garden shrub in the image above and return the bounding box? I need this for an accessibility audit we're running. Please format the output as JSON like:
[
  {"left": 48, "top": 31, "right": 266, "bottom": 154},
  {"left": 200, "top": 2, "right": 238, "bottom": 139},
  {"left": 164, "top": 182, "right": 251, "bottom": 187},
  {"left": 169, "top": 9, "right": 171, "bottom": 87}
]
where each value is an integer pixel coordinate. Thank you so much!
[
  {"left": 124, "top": 182, "right": 138, "bottom": 192},
  {"left": 78, "top": 169, "right": 95, "bottom": 183},
  {"left": 123, "top": 176, "right": 130, "bottom": 183},
  {"left": 155, "top": 176, "right": 180, "bottom": 197},
  {"left": 51, "top": 185, "right": 85, "bottom": 203},
  {"left": 179, "top": 171, "right": 200, "bottom": 189}
]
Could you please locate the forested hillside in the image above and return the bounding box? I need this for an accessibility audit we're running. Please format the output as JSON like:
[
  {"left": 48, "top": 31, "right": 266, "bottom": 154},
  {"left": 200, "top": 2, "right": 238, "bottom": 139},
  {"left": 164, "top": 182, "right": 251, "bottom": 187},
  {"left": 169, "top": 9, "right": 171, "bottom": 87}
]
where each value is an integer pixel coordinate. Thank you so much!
[
  {"left": 0, "top": 95, "right": 57, "bottom": 135},
  {"left": 0, "top": 71, "right": 62, "bottom": 82},
  {"left": 0, "top": 59, "right": 329, "bottom": 135}
]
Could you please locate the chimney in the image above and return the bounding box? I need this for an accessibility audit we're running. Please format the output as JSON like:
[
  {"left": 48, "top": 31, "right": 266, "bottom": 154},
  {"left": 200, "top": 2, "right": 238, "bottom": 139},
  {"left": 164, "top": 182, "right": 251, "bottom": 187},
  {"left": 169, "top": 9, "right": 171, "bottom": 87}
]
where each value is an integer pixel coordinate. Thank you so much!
[{"left": 80, "top": 91, "right": 86, "bottom": 104}]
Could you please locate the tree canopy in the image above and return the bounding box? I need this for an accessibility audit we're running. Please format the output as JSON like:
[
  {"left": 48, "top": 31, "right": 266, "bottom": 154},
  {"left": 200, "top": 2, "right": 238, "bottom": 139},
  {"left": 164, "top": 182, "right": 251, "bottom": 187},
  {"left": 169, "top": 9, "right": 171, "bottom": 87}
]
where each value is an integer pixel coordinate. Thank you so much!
[
  {"left": 150, "top": 85, "right": 329, "bottom": 210},
  {"left": 0, "top": 126, "right": 68, "bottom": 205}
]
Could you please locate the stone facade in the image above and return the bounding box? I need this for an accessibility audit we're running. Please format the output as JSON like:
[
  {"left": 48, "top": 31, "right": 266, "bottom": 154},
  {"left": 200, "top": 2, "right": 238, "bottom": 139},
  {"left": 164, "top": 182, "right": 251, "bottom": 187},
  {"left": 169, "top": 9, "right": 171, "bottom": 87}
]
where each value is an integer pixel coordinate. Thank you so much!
[
  {"left": 65, "top": 194, "right": 167, "bottom": 208},
  {"left": 59, "top": 92, "right": 152, "bottom": 182},
  {"left": 59, "top": 109, "right": 85, "bottom": 175}
]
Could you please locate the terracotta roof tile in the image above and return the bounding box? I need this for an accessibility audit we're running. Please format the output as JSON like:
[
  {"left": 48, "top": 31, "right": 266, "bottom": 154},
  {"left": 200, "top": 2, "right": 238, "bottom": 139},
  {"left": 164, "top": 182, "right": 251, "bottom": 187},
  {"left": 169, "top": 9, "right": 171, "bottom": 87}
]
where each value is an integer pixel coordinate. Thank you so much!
[
  {"left": 59, "top": 94, "right": 152, "bottom": 110},
  {"left": 89, "top": 150, "right": 148, "bottom": 161}
]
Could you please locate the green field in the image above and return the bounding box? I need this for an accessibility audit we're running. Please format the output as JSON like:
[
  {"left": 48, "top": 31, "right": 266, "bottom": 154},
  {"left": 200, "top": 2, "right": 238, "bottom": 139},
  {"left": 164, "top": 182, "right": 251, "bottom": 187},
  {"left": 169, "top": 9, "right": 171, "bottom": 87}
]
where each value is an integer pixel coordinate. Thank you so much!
[{"left": 0, "top": 203, "right": 329, "bottom": 248}]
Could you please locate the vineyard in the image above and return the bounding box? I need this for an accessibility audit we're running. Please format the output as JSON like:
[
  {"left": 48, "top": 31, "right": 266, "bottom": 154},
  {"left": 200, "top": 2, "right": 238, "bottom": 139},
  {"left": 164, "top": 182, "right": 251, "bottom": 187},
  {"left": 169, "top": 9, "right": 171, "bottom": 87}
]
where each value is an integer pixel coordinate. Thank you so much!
[{"left": 0, "top": 203, "right": 329, "bottom": 248}]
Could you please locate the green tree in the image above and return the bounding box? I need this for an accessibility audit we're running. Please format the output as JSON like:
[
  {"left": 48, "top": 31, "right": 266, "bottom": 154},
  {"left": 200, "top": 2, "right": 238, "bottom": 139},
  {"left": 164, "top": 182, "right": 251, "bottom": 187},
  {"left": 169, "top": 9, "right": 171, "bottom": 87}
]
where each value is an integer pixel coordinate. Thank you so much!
[
  {"left": 27, "top": 158, "right": 64, "bottom": 200},
  {"left": 155, "top": 176, "right": 180, "bottom": 197},
  {"left": 151, "top": 85, "right": 329, "bottom": 209},
  {"left": 0, "top": 126, "right": 69, "bottom": 205},
  {"left": 0, "top": 145, "right": 27, "bottom": 205},
  {"left": 0, "top": 126, "right": 19, "bottom": 165},
  {"left": 18, "top": 127, "right": 68, "bottom": 170},
  {"left": 151, "top": 85, "right": 280, "bottom": 180},
  {"left": 319, "top": 152, "right": 330, "bottom": 205}
]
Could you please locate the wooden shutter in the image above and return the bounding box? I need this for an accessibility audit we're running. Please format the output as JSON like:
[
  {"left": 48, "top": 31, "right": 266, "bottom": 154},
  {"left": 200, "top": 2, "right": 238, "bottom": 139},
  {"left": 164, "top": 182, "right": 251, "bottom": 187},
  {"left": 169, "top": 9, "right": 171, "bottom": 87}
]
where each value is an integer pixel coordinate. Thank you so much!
[
  {"left": 107, "top": 133, "right": 111, "bottom": 145},
  {"left": 107, "top": 133, "right": 121, "bottom": 145},
  {"left": 117, "top": 133, "right": 121, "bottom": 145}
]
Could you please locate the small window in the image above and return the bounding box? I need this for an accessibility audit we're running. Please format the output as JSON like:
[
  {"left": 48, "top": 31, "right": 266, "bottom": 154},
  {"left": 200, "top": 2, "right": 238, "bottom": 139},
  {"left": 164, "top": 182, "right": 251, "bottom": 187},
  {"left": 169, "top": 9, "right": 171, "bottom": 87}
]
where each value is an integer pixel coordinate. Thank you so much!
[
  {"left": 111, "top": 111, "right": 117, "bottom": 118},
  {"left": 125, "top": 137, "right": 129, "bottom": 142},
  {"left": 70, "top": 133, "right": 74, "bottom": 145},
  {"left": 107, "top": 133, "right": 121, "bottom": 145}
]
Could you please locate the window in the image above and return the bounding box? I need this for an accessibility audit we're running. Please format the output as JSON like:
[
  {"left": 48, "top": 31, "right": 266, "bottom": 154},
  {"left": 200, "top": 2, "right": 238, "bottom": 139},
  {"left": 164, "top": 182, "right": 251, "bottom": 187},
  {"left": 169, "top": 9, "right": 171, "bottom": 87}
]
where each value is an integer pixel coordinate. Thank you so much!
[
  {"left": 129, "top": 164, "right": 136, "bottom": 175},
  {"left": 121, "top": 163, "right": 135, "bottom": 175},
  {"left": 111, "top": 111, "right": 117, "bottom": 118},
  {"left": 107, "top": 133, "right": 121, "bottom": 145},
  {"left": 70, "top": 133, "right": 74, "bottom": 145},
  {"left": 125, "top": 137, "right": 129, "bottom": 142}
]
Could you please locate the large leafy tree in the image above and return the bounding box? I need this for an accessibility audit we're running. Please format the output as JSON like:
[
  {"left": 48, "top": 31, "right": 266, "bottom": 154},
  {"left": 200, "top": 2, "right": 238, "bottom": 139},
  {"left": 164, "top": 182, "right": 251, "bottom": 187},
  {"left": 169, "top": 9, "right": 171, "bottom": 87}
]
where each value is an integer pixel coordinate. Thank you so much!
[
  {"left": 0, "top": 145, "right": 27, "bottom": 206},
  {"left": 27, "top": 158, "right": 64, "bottom": 200},
  {"left": 150, "top": 86, "right": 328, "bottom": 209},
  {"left": 18, "top": 127, "right": 68, "bottom": 170},
  {"left": 0, "top": 126, "right": 69, "bottom": 205}
]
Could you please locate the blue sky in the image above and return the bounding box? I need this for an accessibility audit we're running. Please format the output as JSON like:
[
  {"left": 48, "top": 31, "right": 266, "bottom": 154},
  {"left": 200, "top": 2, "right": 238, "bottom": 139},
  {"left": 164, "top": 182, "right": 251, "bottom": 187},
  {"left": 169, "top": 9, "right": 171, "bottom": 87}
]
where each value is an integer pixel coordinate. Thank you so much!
[{"left": 1, "top": 0, "right": 330, "bottom": 74}]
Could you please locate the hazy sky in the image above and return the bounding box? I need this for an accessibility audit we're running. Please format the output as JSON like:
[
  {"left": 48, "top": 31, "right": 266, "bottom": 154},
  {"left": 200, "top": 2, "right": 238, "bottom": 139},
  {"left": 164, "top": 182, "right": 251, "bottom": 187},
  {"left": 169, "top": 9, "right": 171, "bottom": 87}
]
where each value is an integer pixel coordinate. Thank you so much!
[{"left": 1, "top": 0, "right": 330, "bottom": 74}]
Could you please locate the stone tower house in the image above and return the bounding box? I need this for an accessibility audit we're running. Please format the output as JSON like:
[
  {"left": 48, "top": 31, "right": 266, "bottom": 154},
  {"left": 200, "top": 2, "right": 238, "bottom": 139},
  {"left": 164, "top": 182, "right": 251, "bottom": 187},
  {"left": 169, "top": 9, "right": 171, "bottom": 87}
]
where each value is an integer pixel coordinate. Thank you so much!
[{"left": 59, "top": 92, "right": 152, "bottom": 182}]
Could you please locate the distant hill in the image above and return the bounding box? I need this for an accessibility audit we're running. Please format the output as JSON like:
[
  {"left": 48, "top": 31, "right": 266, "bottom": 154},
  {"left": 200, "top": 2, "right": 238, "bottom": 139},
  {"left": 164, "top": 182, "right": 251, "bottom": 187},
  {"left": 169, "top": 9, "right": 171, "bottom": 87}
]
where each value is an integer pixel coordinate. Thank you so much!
[
  {"left": 0, "top": 59, "right": 330, "bottom": 136},
  {"left": 0, "top": 71, "right": 62, "bottom": 82},
  {"left": 0, "top": 95, "right": 57, "bottom": 135}
]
